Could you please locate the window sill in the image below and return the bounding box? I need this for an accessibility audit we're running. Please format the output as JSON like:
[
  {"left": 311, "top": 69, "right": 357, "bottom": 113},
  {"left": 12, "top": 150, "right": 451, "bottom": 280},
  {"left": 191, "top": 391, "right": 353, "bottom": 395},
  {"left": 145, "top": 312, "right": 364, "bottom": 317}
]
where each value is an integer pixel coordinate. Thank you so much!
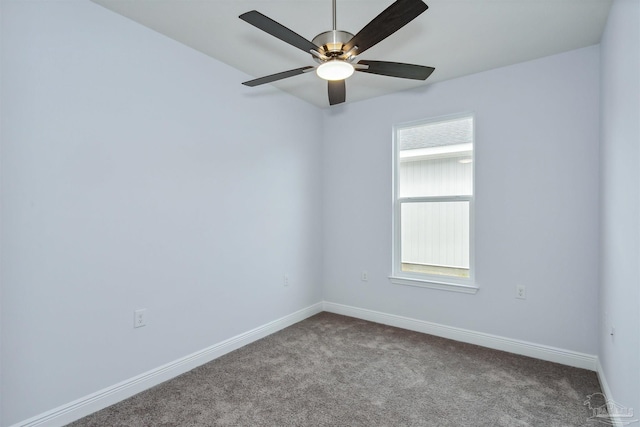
[{"left": 388, "top": 276, "right": 479, "bottom": 294}]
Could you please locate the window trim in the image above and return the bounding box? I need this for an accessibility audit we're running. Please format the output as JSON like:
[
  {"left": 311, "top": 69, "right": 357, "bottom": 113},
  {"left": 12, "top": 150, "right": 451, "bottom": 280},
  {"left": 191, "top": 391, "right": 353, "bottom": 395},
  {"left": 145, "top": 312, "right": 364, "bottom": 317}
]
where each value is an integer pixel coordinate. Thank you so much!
[{"left": 390, "top": 113, "right": 478, "bottom": 294}]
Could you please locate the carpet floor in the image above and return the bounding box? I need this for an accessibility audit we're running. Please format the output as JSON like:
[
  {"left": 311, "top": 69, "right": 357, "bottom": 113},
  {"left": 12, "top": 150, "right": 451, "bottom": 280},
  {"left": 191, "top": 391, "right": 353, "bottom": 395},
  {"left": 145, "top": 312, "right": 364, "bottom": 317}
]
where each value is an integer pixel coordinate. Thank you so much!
[{"left": 69, "top": 312, "right": 602, "bottom": 426}]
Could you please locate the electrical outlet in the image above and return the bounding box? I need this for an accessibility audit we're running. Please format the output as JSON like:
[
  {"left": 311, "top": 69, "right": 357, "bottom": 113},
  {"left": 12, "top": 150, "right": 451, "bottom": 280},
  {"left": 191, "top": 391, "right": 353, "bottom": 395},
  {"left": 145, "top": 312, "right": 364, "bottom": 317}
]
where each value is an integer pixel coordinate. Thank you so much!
[
  {"left": 283, "top": 274, "right": 289, "bottom": 287},
  {"left": 361, "top": 270, "right": 368, "bottom": 282},
  {"left": 516, "top": 285, "right": 526, "bottom": 300},
  {"left": 134, "top": 309, "right": 147, "bottom": 328}
]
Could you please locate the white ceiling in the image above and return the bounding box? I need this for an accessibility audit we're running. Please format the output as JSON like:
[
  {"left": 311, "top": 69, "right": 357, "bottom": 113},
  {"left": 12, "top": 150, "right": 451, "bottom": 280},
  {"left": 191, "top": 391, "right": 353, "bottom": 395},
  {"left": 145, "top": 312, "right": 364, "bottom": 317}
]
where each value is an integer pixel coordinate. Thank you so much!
[{"left": 90, "top": 0, "right": 612, "bottom": 108}]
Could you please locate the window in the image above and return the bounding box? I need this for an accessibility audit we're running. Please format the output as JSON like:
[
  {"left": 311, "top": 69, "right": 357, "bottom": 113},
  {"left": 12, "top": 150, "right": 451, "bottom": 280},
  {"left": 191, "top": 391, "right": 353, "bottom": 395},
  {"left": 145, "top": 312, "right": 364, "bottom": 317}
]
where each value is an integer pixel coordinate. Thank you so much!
[{"left": 391, "top": 114, "right": 477, "bottom": 294}]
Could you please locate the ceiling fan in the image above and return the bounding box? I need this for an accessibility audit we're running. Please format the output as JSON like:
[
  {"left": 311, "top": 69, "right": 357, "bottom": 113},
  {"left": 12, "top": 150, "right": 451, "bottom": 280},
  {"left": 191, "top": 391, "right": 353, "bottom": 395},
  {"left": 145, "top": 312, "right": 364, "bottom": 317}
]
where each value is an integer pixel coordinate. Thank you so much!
[{"left": 239, "top": 0, "right": 435, "bottom": 106}]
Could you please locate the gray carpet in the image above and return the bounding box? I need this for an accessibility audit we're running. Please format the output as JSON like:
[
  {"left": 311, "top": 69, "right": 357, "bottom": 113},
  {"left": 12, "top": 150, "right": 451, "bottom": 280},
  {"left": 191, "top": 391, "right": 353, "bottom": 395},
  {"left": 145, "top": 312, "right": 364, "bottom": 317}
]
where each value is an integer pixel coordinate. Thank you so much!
[{"left": 69, "top": 312, "right": 602, "bottom": 426}]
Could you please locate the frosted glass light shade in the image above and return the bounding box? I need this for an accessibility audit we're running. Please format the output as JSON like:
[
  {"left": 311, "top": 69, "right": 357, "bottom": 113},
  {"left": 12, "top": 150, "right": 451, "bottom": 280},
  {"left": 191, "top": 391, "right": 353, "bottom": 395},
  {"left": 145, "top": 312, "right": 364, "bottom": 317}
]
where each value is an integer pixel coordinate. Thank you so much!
[{"left": 316, "top": 60, "right": 354, "bottom": 81}]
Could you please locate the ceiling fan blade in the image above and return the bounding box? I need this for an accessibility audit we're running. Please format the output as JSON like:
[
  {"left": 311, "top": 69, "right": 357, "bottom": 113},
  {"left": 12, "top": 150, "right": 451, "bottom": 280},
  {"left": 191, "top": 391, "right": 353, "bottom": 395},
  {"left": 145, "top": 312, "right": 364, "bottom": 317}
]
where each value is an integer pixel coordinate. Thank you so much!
[
  {"left": 357, "top": 60, "right": 434, "bottom": 80},
  {"left": 328, "top": 80, "right": 346, "bottom": 105},
  {"left": 242, "top": 66, "right": 314, "bottom": 87},
  {"left": 343, "top": 0, "right": 428, "bottom": 56},
  {"left": 240, "top": 11, "right": 322, "bottom": 55}
]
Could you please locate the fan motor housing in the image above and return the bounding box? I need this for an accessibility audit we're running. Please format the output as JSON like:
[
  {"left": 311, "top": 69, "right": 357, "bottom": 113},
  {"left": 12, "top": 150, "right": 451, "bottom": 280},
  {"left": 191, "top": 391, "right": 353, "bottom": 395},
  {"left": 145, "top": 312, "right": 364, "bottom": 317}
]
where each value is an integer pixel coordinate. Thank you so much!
[{"left": 311, "top": 30, "right": 355, "bottom": 63}]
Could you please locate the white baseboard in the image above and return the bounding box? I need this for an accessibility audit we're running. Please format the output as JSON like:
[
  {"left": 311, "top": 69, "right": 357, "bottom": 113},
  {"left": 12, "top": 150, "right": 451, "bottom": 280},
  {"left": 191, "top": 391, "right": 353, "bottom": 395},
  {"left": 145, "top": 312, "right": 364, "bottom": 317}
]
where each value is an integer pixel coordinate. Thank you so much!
[
  {"left": 323, "top": 301, "right": 598, "bottom": 371},
  {"left": 595, "top": 358, "right": 625, "bottom": 427},
  {"left": 597, "top": 357, "right": 615, "bottom": 408},
  {"left": 12, "top": 302, "right": 323, "bottom": 427}
]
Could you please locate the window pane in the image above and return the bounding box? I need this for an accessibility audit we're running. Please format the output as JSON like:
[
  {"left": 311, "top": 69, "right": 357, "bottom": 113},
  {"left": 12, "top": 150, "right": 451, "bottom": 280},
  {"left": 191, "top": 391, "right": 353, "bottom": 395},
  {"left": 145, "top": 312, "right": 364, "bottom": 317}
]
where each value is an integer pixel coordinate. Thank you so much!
[
  {"left": 401, "top": 201, "right": 470, "bottom": 278},
  {"left": 398, "top": 152, "right": 473, "bottom": 198},
  {"left": 398, "top": 117, "right": 473, "bottom": 198}
]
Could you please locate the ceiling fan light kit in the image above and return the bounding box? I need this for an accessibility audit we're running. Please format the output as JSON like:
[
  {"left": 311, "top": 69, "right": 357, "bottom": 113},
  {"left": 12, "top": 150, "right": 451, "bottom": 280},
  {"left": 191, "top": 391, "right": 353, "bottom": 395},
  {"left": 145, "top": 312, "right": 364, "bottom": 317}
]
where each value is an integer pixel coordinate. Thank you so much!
[
  {"left": 316, "top": 61, "right": 355, "bottom": 81},
  {"left": 240, "top": 0, "right": 435, "bottom": 106}
]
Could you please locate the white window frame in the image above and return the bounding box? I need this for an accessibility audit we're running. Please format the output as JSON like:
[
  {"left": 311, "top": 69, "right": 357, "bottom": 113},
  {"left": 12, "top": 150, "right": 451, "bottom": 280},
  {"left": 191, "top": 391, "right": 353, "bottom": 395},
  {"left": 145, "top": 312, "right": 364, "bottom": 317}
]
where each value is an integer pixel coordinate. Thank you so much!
[{"left": 389, "top": 113, "right": 478, "bottom": 294}]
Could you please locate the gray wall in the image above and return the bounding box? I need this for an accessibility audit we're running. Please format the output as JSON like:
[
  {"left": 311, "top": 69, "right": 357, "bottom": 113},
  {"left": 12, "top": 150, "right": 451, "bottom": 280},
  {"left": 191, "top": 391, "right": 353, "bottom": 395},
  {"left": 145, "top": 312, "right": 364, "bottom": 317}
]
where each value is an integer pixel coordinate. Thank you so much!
[
  {"left": 0, "top": 1, "right": 323, "bottom": 424},
  {"left": 322, "top": 46, "right": 600, "bottom": 354},
  {"left": 599, "top": 0, "right": 640, "bottom": 414}
]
